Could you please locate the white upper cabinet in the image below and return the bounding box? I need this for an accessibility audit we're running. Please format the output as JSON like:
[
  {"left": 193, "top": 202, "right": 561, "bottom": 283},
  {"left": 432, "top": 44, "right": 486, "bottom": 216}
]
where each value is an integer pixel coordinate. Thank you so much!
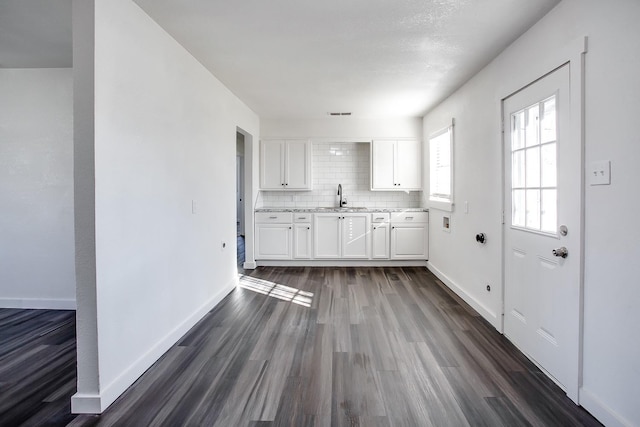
[
  {"left": 260, "top": 139, "right": 311, "bottom": 190},
  {"left": 371, "top": 140, "right": 422, "bottom": 191}
]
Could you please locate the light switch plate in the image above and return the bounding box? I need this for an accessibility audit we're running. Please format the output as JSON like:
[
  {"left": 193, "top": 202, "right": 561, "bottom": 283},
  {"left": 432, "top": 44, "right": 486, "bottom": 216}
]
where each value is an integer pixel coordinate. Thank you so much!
[{"left": 589, "top": 161, "right": 611, "bottom": 186}]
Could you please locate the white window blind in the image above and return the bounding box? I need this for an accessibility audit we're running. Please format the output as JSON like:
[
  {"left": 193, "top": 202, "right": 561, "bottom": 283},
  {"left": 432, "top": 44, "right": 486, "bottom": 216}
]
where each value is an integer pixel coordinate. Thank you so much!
[{"left": 429, "top": 124, "right": 453, "bottom": 211}]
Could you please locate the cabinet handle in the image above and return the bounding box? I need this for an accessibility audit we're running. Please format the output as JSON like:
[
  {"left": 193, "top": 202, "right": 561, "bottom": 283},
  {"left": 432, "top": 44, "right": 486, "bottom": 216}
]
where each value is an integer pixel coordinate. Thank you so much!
[
  {"left": 299, "top": 216, "right": 307, "bottom": 219},
  {"left": 307, "top": 227, "right": 310, "bottom": 230},
  {"left": 392, "top": 226, "right": 395, "bottom": 229},
  {"left": 405, "top": 217, "right": 413, "bottom": 220},
  {"left": 285, "top": 183, "right": 288, "bottom": 186},
  {"left": 289, "top": 226, "right": 292, "bottom": 229},
  {"left": 269, "top": 216, "right": 277, "bottom": 219},
  {"left": 375, "top": 217, "right": 384, "bottom": 220},
  {"left": 373, "top": 226, "right": 377, "bottom": 230},
  {"left": 281, "top": 183, "right": 285, "bottom": 186}
]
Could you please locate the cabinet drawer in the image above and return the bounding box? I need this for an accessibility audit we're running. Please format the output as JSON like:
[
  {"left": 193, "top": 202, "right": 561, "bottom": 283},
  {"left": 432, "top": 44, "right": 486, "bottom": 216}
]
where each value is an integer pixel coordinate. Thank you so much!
[
  {"left": 391, "top": 211, "right": 428, "bottom": 223},
  {"left": 371, "top": 213, "right": 390, "bottom": 223},
  {"left": 255, "top": 212, "right": 293, "bottom": 223},
  {"left": 294, "top": 213, "right": 312, "bottom": 222}
]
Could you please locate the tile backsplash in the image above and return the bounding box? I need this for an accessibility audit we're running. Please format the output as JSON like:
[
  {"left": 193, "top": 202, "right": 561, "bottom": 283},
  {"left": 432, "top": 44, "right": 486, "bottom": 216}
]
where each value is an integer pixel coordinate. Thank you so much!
[{"left": 257, "top": 141, "right": 422, "bottom": 209}]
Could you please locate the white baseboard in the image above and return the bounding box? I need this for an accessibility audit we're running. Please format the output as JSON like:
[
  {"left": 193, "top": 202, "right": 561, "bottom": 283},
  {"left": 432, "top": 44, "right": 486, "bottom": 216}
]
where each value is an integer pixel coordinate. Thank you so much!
[
  {"left": 71, "top": 277, "right": 237, "bottom": 414},
  {"left": 243, "top": 261, "right": 257, "bottom": 269},
  {"left": 256, "top": 260, "right": 428, "bottom": 267},
  {"left": 0, "top": 298, "right": 76, "bottom": 310},
  {"left": 426, "top": 261, "right": 500, "bottom": 330},
  {"left": 580, "top": 387, "right": 634, "bottom": 427}
]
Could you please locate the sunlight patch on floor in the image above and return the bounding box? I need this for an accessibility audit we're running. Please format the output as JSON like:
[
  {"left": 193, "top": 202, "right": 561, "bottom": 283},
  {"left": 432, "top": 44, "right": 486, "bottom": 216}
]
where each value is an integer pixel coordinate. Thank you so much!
[{"left": 238, "top": 274, "right": 314, "bottom": 308}]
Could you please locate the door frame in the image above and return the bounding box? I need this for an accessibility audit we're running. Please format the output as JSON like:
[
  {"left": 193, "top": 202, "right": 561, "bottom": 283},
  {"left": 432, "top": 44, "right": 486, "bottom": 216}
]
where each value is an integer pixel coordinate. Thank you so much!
[{"left": 499, "top": 36, "right": 587, "bottom": 403}]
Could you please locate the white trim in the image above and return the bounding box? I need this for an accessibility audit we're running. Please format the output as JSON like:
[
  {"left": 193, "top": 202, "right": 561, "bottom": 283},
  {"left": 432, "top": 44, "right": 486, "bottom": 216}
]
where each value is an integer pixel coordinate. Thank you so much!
[
  {"left": 427, "top": 261, "right": 500, "bottom": 330},
  {"left": 243, "top": 261, "right": 257, "bottom": 269},
  {"left": 71, "top": 277, "right": 237, "bottom": 414},
  {"left": 0, "top": 298, "right": 77, "bottom": 310},
  {"left": 579, "top": 387, "right": 634, "bottom": 427},
  {"left": 257, "top": 260, "right": 428, "bottom": 267}
]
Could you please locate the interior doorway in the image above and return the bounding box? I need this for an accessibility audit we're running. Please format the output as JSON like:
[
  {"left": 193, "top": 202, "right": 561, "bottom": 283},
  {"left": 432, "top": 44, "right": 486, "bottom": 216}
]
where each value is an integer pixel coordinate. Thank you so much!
[{"left": 236, "top": 132, "right": 245, "bottom": 268}]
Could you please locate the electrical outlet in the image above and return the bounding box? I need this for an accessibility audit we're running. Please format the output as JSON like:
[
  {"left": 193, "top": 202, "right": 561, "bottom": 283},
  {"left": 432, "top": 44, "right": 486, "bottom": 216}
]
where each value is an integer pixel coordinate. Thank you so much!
[{"left": 589, "top": 160, "right": 611, "bottom": 185}]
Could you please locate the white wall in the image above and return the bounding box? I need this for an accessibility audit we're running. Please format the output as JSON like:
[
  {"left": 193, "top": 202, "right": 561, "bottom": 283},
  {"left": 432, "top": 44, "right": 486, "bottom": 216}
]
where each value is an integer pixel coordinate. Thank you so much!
[
  {"left": 423, "top": 0, "right": 640, "bottom": 425},
  {"left": 261, "top": 116, "right": 422, "bottom": 140},
  {"left": 72, "top": 0, "right": 259, "bottom": 413},
  {"left": 0, "top": 68, "right": 75, "bottom": 309}
]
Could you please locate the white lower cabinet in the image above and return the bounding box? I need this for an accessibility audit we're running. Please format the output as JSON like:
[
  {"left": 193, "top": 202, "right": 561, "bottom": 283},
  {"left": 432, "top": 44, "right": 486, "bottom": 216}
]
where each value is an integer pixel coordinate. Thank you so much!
[
  {"left": 255, "top": 212, "right": 293, "bottom": 260},
  {"left": 255, "top": 210, "right": 428, "bottom": 263},
  {"left": 314, "top": 213, "right": 370, "bottom": 259},
  {"left": 293, "top": 213, "right": 313, "bottom": 259},
  {"left": 390, "top": 212, "right": 429, "bottom": 260},
  {"left": 371, "top": 213, "right": 390, "bottom": 259}
]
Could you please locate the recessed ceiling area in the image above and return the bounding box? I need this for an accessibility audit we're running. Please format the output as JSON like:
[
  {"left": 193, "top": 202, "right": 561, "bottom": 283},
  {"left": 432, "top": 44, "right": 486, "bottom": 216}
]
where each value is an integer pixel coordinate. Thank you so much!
[{"left": 0, "top": 0, "right": 560, "bottom": 118}]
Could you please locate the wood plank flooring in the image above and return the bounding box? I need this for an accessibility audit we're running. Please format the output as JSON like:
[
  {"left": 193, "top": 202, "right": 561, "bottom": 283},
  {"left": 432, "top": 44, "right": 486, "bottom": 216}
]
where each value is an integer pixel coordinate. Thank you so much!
[{"left": 1, "top": 267, "right": 601, "bottom": 426}]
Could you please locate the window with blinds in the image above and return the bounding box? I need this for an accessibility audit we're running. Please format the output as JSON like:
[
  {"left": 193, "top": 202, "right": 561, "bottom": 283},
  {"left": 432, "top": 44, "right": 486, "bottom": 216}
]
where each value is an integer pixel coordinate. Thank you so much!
[{"left": 429, "top": 124, "right": 453, "bottom": 211}]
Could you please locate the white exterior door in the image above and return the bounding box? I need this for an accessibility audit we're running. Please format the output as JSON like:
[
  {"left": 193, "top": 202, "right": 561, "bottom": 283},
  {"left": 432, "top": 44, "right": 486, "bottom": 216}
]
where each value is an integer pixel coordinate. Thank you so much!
[{"left": 503, "top": 64, "right": 581, "bottom": 395}]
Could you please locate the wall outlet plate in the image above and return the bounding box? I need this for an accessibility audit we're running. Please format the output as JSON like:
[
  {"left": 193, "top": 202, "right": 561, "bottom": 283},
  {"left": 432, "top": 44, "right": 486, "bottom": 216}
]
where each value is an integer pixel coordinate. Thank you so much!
[{"left": 589, "top": 161, "right": 611, "bottom": 186}]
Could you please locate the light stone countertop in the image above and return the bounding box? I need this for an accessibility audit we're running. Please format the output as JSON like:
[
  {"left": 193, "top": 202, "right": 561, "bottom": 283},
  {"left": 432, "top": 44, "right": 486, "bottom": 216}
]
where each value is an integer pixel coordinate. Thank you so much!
[{"left": 255, "top": 207, "right": 428, "bottom": 213}]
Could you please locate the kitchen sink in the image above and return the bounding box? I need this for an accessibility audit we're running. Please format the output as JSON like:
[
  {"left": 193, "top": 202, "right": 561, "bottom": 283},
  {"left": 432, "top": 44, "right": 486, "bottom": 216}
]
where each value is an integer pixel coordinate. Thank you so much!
[{"left": 315, "top": 206, "right": 368, "bottom": 211}]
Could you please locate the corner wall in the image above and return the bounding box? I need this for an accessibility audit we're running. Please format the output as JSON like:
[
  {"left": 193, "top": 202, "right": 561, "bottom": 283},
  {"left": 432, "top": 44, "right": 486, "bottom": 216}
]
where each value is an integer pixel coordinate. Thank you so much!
[
  {"left": 72, "top": 0, "right": 259, "bottom": 413},
  {"left": 0, "top": 68, "right": 75, "bottom": 309},
  {"left": 422, "top": 0, "right": 640, "bottom": 425}
]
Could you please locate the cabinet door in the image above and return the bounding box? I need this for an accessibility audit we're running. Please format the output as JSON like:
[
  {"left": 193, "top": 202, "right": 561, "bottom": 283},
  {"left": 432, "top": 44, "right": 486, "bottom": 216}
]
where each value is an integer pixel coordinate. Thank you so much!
[
  {"left": 371, "top": 223, "right": 390, "bottom": 259},
  {"left": 293, "top": 223, "right": 312, "bottom": 259},
  {"left": 285, "top": 140, "right": 311, "bottom": 189},
  {"left": 395, "top": 140, "right": 422, "bottom": 190},
  {"left": 391, "top": 224, "right": 427, "bottom": 259},
  {"left": 342, "top": 214, "right": 370, "bottom": 259},
  {"left": 314, "top": 214, "right": 341, "bottom": 258},
  {"left": 371, "top": 140, "right": 395, "bottom": 190},
  {"left": 255, "top": 223, "right": 292, "bottom": 259},
  {"left": 260, "top": 141, "right": 285, "bottom": 189}
]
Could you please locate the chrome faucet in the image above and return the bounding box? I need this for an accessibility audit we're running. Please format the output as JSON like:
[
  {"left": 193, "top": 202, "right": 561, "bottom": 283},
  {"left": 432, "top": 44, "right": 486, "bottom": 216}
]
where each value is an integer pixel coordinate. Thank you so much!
[{"left": 337, "top": 184, "right": 346, "bottom": 207}]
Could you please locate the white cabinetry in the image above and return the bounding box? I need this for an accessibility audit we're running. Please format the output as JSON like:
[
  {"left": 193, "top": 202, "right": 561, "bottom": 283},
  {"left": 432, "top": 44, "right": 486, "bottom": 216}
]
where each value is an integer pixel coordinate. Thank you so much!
[
  {"left": 260, "top": 140, "right": 311, "bottom": 190},
  {"left": 371, "top": 213, "right": 390, "bottom": 259},
  {"left": 390, "top": 211, "right": 429, "bottom": 260},
  {"left": 313, "top": 213, "right": 370, "bottom": 259},
  {"left": 255, "top": 212, "right": 292, "bottom": 260},
  {"left": 371, "top": 140, "right": 422, "bottom": 191},
  {"left": 293, "top": 213, "right": 312, "bottom": 259}
]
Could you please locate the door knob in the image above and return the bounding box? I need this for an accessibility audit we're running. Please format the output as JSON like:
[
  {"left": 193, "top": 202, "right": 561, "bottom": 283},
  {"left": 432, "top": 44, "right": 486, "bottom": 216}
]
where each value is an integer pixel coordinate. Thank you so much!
[{"left": 552, "top": 247, "right": 568, "bottom": 258}]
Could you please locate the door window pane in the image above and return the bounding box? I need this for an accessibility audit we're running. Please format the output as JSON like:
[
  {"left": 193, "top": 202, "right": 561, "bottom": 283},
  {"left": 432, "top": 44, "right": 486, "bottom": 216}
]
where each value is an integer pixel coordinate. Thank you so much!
[
  {"left": 541, "top": 96, "right": 557, "bottom": 143},
  {"left": 526, "top": 189, "right": 541, "bottom": 229},
  {"left": 541, "top": 143, "right": 557, "bottom": 187},
  {"left": 525, "top": 147, "right": 540, "bottom": 187},
  {"left": 512, "top": 150, "right": 525, "bottom": 188},
  {"left": 510, "top": 94, "right": 557, "bottom": 235},
  {"left": 512, "top": 111, "right": 525, "bottom": 150},
  {"left": 525, "top": 105, "right": 539, "bottom": 147},
  {"left": 513, "top": 189, "right": 525, "bottom": 227}
]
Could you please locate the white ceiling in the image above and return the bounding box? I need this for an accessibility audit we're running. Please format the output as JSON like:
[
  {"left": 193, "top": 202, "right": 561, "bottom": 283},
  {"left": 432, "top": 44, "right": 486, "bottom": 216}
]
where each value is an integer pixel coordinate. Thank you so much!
[{"left": 0, "top": 0, "right": 560, "bottom": 119}]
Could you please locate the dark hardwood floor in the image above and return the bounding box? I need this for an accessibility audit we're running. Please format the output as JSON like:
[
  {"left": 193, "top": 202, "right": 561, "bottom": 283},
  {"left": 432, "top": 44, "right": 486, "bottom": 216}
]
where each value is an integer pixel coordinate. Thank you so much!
[{"left": 1, "top": 267, "right": 601, "bottom": 426}]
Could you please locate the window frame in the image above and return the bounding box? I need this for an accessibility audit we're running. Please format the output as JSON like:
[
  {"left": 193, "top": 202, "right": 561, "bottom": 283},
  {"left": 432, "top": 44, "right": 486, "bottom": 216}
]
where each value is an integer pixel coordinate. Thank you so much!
[{"left": 429, "top": 122, "right": 454, "bottom": 212}]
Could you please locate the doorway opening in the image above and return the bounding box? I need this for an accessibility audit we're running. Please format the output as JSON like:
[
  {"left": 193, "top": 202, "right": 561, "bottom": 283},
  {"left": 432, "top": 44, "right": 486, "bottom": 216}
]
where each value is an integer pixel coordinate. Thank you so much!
[{"left": 236, "top": 131, "right": 245, "bottom": 270}]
